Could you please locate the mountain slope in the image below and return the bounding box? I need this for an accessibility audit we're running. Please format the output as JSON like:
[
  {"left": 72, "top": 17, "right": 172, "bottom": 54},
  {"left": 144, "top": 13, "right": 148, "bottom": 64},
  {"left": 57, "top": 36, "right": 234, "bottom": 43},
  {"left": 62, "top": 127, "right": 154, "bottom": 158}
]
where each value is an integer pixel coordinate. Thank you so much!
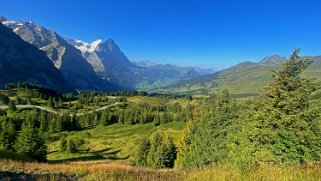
[
  {"left": 161, "top": 55, "right": 321, "bottom": 96},
  {"left": 133, "top": 64, "right": 202, "bottom": 89},
  {"left": 259, "top": 55, "right": 287, "bottom": 65},
  {"left": 66, "top": 38, "right": 137, "bottom": 85},
  {"left": 2, "top": 15, "right": 210, "bottom": 91},
  {"left": 0, "top": 22, "right": 68, "bottom": 90},
  {"left": 1, "top": 16, "right": 124, "bottom": 92},
  {"left": 68, "top": 39, "right": 214, "bottom": 89}
]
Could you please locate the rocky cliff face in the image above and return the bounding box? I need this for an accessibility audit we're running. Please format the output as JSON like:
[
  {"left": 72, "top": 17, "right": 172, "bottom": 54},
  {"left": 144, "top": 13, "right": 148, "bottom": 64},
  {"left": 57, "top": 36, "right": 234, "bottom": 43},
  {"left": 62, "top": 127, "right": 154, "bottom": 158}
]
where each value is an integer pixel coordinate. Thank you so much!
[
  {"left": 67, "top": 38, "right": 137, "bottom": 85},
  {"left": 1, "top": 16, "right": 125, "bottom": 91},
  {"left": 68, "top": 38, "right": 212, "bottom": 89},
  {"left": 0, "top": 22, "right": 68, "bottom": 91}
]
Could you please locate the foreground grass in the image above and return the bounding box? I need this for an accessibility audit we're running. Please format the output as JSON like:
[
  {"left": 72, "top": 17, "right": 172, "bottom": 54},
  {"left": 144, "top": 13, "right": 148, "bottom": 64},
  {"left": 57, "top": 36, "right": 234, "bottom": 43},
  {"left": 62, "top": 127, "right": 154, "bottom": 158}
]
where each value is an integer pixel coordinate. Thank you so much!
[
  {"left": 185, "top": 165, "right": 321, "bottom": 181},
  {"left": 1, "top": 159, "right": 321, "bottom": 181},
  {"left": 0, "top": 159, "right": 180, "bottom": 181}
]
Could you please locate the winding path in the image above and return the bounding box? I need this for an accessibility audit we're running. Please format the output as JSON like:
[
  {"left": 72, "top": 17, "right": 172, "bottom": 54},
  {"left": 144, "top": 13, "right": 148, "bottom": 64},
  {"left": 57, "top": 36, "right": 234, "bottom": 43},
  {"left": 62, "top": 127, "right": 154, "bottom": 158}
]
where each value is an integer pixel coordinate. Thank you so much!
[
  {"left": 0, "top": 102, "right": 120, "bottom": 116},
  {"left": 76, "top": 102, "right": 119, "bottom": 116}
]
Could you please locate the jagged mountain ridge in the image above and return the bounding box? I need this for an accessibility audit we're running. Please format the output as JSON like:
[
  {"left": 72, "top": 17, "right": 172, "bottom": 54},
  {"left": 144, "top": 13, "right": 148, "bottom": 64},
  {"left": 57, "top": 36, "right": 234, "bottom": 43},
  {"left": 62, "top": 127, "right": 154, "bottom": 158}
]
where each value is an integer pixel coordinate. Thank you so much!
[
  {"left": 66, "top": 38, "right": 137, "bottom": 85},
  {"left": 0, "top": 16, "right": 125, "bottom": 92},
  {"left": 0, "top": 22, "right": 68, "bottom": 90},
  {"left": 0, "top": 16, "right": 216, "bottom": 91},
  {"left": 67, "top": 38, "right": 214, "bottom": 89}
]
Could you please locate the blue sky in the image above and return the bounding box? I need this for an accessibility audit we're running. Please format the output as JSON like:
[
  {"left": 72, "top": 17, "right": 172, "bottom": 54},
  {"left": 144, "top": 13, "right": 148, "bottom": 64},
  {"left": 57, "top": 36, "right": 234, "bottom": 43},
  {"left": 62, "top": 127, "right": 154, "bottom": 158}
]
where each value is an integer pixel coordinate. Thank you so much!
[{"left": 1, "top": 0, "right": 321, "bottom": 69}]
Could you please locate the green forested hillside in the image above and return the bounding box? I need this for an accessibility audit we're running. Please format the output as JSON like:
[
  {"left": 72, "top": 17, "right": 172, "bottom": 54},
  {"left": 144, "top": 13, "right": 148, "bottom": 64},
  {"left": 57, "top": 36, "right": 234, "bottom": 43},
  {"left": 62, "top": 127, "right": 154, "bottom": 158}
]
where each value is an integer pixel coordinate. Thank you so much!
[
  {"left": 158, "top": 56, "right": 321, "bottom": 97},
  {"left": 0, "top": 83, "right": 196, "bottom": 164}
]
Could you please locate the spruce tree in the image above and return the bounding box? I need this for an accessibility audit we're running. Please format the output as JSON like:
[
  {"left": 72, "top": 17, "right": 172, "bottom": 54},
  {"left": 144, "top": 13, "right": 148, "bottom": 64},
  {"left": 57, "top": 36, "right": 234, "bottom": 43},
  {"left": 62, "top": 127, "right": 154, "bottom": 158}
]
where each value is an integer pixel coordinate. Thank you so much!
[
  {"left": 100, "top": 112, "right": 110, "bottom": 126},
  {"left": 0, "top": 93, "right": 9, "bottom": 105},
  {"left": 161, "top": 137, "right": 177, "bottom": 168},
  {"left": 147, "top": 132, "right": 164, "bottom": 168},
  {"left": 179, "top": 89, "right": 238, "bottom": 168},
  {"left": 249, "top": 49, "right": 321, "bottom": 164},
  {"left": 136, "top": 138, "right": 151, "bottom": 166},
  {"left": 14, "top": 126, "right": 47, "bottom": 162},
  {"left": 144, "top": 133, "right": 178, "bottom": 168},
  {"left": 231, "top": 49, "right": 321, "bottom": 167},
  {"left": 47, "top": 97, "right": 55, "bottom": 108},
  {"left": 8, "top": 100, "right": 17, "bottom": 112},
  {"left": 60, "top": 134, "right": 67, "bottom": 152},
  {"left": 66, "top": 139, "right": 77, "bottom": 153},
  {"left": 0, "top": 120, "right": 17, "bottom": 150}
]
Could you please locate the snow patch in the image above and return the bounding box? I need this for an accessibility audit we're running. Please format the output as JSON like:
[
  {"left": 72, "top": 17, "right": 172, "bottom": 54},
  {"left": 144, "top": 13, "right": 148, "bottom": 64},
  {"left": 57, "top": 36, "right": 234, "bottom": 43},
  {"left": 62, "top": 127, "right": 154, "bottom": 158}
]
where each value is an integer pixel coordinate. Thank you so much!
[
  {"left": 13, "top": 27, "right": 20, "bottom": 32},
  {"left": 88, "top": 39, "right": 102, "bottom": 52},
  {"left": 2, "top": 20, "right": 17, "bottom": 25},
  {"left": 72, "top": 39, "right": 102, "bottom": 53}
]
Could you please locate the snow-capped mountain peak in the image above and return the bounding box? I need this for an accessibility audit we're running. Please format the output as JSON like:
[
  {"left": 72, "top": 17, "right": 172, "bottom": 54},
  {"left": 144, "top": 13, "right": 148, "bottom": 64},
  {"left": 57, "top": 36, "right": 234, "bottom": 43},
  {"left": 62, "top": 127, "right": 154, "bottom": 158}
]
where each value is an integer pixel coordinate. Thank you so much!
[
  {"left": 89, "top": 39, "right": 102, "bottom": 52},
  {"left": 68, "top": 39, "right": 102, "bottom": 53}
]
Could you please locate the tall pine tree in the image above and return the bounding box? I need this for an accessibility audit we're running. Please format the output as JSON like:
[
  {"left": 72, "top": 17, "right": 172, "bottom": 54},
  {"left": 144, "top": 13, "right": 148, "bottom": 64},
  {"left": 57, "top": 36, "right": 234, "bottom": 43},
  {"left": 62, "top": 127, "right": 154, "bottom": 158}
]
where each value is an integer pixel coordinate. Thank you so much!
[
  {"left": 14, "top": 126, "right": 47, "bottom": 162},
  {"left": 231, "top": 49, "right": 321, "bottom": 167}
]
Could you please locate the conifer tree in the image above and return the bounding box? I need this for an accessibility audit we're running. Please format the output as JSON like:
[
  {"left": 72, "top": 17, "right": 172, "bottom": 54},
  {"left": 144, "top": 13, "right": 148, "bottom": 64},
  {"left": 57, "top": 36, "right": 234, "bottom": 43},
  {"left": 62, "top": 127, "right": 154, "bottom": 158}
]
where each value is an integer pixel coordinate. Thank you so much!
[
  {"left": 60, "top": 134, "right": 67, "bottom": 152},
  {"left": 147, "top": 132, "right": 164, "bottom": 168},
  {"left": 14, "top": 126, "right": 47, "bottom": 162},
  {"left": 0, "top": 93, "right": 9, "bottom": 105},
  {"left": 161, "top": 137, "right": 177, "bottom": 168},
  {"left": 136, "top": 138, "right": 151, "bottom": 166},
  {"left": 8, "top": 100, "right": 17, "bottom": 112},
  {"left": 143, "top": 132, "right": 178, "bottom": 168},
  {"left": 0, "top": 120, "right": 17, "bottom": 150},
  {"left": 47, "top": 97, "right": 55, "bottom": 108},
  {"left": 230, "top": 49, "right": 321, "bottom": 168},
  {"left": 66, "top": 139, "right": 77, "bottom": 153},
  {"left": 100, "top": 112, "right": 110, "bottom": 126},
  {"left": 179, "top": 89, "right": 238, "bottom": 168}
]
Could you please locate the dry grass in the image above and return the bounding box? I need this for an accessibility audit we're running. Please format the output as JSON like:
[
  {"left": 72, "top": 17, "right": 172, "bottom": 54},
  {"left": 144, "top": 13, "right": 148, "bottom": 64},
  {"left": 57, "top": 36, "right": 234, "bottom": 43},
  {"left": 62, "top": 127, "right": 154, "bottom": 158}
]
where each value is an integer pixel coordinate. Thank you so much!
[
  {"left": 1, "top": 159, "right": 321, "bottom": 181},
  {"left": 0, "top": 159, "right": 180, "bottom": 181},
  {"left": 183, "top": 165, "right": 321, "bottom": 181}
]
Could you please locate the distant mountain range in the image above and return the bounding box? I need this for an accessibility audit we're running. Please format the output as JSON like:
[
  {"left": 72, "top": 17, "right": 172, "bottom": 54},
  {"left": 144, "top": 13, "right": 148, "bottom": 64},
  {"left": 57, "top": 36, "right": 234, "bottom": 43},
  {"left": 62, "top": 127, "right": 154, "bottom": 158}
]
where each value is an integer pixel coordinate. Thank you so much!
[
  {"left": 66, "top": 38, "right": 215, "bottom": 89},
  {"left": 159, "top": 55, "right": 321, "bottom": 97},
  {"left": 0, "top": 16, "right": 124, "bottom": 92},
  {"left": 0, "top": 16, "right": 215, "bottom": 91},
  {"left": 133, "top": 61, "right": 215, "bottom": 76},
  {"left": 0, "top": 16, "right": 320, "bottom": 94}
]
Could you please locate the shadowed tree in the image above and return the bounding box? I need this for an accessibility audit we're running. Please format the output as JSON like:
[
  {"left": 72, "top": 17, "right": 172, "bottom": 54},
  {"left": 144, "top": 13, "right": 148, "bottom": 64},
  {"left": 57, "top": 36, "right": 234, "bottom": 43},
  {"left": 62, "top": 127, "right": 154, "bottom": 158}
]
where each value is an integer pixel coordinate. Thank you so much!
[{"left": 14, "top": 126, "right": 47, "bottom": 162}]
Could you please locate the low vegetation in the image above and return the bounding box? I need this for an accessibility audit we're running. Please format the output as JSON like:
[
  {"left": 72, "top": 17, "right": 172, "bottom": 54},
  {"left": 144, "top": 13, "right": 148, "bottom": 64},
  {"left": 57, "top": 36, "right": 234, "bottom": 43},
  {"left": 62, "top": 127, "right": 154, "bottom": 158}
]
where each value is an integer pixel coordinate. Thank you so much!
[{"left": 0, "top": 159, "right": 320, "bottom": 180}]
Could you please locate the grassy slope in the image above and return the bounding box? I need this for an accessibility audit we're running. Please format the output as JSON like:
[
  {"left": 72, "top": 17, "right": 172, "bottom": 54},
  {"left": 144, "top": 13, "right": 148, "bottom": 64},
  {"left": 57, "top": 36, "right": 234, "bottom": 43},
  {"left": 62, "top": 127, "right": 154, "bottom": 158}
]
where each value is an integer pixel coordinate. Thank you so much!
[
  {"left": 159, "top": 58, "right": 321, "bottom": 97},
  {"left": 47, "top": 122, "right": 185, "bottom": 163},
  {"left": 0, "top": 88, "right": 188, "bottom": 164}
]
